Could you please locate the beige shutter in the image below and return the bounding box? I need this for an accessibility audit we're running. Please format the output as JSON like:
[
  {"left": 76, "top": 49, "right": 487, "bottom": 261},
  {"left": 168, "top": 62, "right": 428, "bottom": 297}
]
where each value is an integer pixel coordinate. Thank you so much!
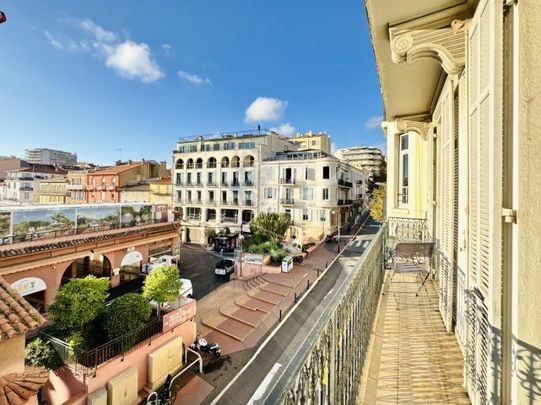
[{"left": 466, "top": 0, "right": 503, "bottom": 402}]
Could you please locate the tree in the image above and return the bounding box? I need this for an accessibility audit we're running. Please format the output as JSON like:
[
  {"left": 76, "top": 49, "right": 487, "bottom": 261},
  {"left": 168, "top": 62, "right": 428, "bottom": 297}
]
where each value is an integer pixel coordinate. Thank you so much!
[
  {"left": 104, "top": 293, "right": 152, "bottom": 343},
  {"left": 142, "top": 265, "right": 181, "bottom": 314},
  {"left": 250, "top": 213, "right": 291, "bottom": 243},
  {"left": 25, "top": 338, "right": 64, "bottom": 370},
  {"left": 48, "top": 276, "right": 109, "bottom": 336},
  {"left": 370, "top": 185, "right": 386, "bottom": 222}
]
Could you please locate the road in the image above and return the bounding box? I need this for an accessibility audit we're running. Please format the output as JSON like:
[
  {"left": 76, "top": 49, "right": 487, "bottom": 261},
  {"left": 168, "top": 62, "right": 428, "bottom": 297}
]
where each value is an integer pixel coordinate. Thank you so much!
[
  {"left": 178, "top": 245, "right": 230, "bottom": 300},
  {"left": 208, "top": 218, "right": 381, "bottom": 405}
]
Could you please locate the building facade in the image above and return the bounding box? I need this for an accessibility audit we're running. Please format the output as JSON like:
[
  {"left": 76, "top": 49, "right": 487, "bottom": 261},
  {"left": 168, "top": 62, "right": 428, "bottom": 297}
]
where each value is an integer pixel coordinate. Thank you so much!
[
  {"left": 35, "top": 177, "right": 67, "bottom": 204},
  {"left": 119, "top": 183, "right": 151, "bottom": 204},
  {"left": 0, "top": 165, "right": 67, "bottom": 204},
  {"left": 366, "top": 0, "right": 541, "bottom": 403},
  {"left": 149, "top": 178, "right": 172, "bottom": 207},
  {"left": 66, "top": 170, "right": 88, "bottom": 204},
  {"left": 289, "top": 131, "right": 332, "bottom": 154},
  {"left": 24, "top": 148, "right": 77, "bottom": 166},
  {"left": 87, "top": 161, "right": 169, "bottom": 204},
  {"left": 334, "top": 146, "right": 384, "bottom": 178},
  {"left": 172, "top": 131, "right": 367, "bottom": 243},
  {"left": 172, "top": 131, "right": 297, "bottom": 243},
  {"left": 0, "top": 157, "right": 29, "bottom": 180},
  {"left": 260, "top": 150, "right": 366, "bottom": 241}
]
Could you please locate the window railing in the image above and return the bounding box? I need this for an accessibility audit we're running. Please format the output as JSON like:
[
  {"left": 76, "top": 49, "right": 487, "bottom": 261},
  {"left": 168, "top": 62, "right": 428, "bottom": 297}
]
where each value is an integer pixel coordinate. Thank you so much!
[
  {"left": 232, "top": 180, "right": 240, "bottom": 187},
  {"left": 232, "top": 199, "right": 239, "bottom": 206},
  {"left": 398, "top": 187, "right": 409, "bottom": 205},
  {"left": 222, "top": 216, "right": 238, "bottom": 223},
  {"left": 207, "top": 162, "right": 217, "bottom": 168},
  {"left": 195, "top": 163, "right": 203, "bottom": 169},
  {"left": 338, "top": 179, "right": 353, "bottom": 188},
  {"left": 245, "top": 199, "right": 253, "bottom": 206},
  {"left": 280, "top": 178, "right": 296, "bottom": 185},
  {"left": 280, "top": 198, "right": 295, "bottom": 205},
  {"left": 231, "top": 161, "right": 240, "bottom": 168},
  {"left": 244, "top": 180, "right": 253, "bottom": 186},
  {"left": 207, "top": 181, "right": 216, "bottom": 187},
  {"left": 221, "top": 180, "right": 228, "bottom": 186}
]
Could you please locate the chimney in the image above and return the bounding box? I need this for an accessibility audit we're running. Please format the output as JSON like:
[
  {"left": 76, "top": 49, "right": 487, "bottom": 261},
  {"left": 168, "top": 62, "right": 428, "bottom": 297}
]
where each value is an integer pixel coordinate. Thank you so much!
[{"left": 128, "top": 159, "right": 133, "bottom": 165}]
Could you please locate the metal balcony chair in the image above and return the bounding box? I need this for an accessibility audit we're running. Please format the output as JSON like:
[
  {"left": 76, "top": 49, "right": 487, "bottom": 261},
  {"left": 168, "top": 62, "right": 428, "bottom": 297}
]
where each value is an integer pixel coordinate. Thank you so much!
[{"left": 385, "top": 242, "right": 435, "bottom": 309}]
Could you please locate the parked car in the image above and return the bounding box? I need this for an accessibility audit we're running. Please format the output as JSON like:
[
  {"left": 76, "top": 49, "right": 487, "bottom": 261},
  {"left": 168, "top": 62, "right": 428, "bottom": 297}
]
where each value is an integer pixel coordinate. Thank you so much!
[
  {"left": 215, "top": 259, "right": 236, "bottom": 276},
  {"left": 141, "top": 255, "right": 179, "bottom": 275}
]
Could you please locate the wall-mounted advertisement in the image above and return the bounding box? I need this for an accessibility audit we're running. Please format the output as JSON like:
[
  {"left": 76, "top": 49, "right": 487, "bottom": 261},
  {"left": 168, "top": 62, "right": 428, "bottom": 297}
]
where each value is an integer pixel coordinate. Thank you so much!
[
  {"left": 121, "top": 204, "right": 152, "bottom": 227},
  {"left": 12, "top": 208, "right": 76, "bottom": 241},
  {"left": 0, "top": 212, "right": 10, "bottom": 238},
  {"left": 76, "top": 206, "right": 120, "bottom": 232}
]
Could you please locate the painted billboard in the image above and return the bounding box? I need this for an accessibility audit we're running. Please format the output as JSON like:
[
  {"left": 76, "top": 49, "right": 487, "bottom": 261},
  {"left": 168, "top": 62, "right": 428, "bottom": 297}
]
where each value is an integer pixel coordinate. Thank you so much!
[
  {"left": 121, "top": 204, "right": 152, "bottom": 227},
  {"left": 76, "top": 206, "right": 120, "bottom": 232},
  {"left": 12, "top": 208, "right": 76, "bottom": 240},
  {"left": 0, "top": 212, "right": 10, "bottom": 238}
]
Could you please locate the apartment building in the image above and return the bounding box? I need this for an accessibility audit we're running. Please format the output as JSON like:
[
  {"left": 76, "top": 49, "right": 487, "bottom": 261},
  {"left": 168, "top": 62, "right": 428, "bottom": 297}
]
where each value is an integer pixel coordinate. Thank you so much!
[
  {"left": 66, "top": 170, "right": 89, "bottom": 204},
  {"left": 0, "top": 157, "right": 29, "bottom": 180},
  {"left": 334, "top": 146, "right": 384, "bottom": 178},
  {"left": 260, "top": 150, "right": 366, "bottom": 241},
  {"left": 35, "top": 177, "right": 67, "bottom": 204},
  {"left": 149, "top": 178, "right": 172, "bottom": 207},
  {"left": 24, "top": 148, "right": 77, "bottom": 166},
  {"left": 87, "top": 161, "right": 169, "bottom": 204},
  {"left": 0, "top": 165, "right": 67, "bottom": 204},
  {"left": 172, "top": 131, "right": 296, "bottom": 243},
  {"left": 366, "top": 0, "right": 541, "bottom": 403},
  {"left": 119, "top": 183, "right": 151, "bottom": 204},
  {"left": 289, "top": 131, "right": 332, "bottom": 154}
]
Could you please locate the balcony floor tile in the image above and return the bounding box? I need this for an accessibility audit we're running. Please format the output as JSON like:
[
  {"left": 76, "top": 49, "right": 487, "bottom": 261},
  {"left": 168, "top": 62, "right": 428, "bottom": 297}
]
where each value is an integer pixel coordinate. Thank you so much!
[{"left": 358, "top": 274, "right": 470, "bottom": 404}]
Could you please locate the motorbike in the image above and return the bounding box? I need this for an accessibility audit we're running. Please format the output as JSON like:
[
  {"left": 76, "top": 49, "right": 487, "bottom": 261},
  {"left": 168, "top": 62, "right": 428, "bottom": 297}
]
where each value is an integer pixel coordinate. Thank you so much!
[
  {"left": 190, "top": 337, "right": 221, "bottom": 359},
  {"left": 324, "top": 234, "right": 338, "bottom": 244},
  {"left": 292, "top": 254, "right": 304, "bottom": 263}
]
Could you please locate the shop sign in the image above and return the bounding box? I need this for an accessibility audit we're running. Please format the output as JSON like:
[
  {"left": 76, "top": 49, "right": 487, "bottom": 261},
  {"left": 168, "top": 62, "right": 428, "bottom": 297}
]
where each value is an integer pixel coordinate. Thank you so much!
[
  {"left": 11, "top": 277, "right": 47, "bottom": 296},
  {"left": 162, "top": 302, "right": 196, "bottom": 333}
]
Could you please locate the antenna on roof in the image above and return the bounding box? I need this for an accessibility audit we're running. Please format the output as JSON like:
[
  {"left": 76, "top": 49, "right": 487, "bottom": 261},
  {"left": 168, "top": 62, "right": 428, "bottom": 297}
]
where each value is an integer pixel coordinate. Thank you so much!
[{"left": 116, "top": 148, "right": 122, "bottom": 162}]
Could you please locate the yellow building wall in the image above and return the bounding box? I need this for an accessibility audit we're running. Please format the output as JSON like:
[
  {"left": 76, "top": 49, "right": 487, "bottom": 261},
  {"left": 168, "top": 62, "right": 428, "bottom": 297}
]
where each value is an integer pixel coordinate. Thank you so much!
[{"left": 149, "top": 183, "right": 172, "bottom": 207}]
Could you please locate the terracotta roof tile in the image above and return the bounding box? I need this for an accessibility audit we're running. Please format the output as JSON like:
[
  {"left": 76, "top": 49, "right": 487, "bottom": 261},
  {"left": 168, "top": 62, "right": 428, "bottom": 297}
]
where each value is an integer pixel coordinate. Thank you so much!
[
  {"left": 0, "top": 367, "right": 48, "bottom": 405},
  {"left": 89, "top": 162, "right": 144, "bottom": 175},
  {"left": 0, "top": 277, "right": 46, "bottom": 341}
]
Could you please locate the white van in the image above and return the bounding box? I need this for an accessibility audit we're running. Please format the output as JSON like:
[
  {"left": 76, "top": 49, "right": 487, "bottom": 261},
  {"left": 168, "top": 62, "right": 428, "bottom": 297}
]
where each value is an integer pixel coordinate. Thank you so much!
[
  {"left": 141, "top": 255, "right": 179, "bottom": 275},
  {"left": 149, "top": 278, "right": 194, "bottom": 311}
]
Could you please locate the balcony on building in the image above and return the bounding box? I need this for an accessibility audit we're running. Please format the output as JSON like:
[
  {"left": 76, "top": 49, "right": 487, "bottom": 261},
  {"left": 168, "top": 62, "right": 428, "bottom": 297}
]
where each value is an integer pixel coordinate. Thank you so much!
[
  {"left": 244, "top": 180, "right": 253, "bottom": 187},
  {"left": 19, "top": 186, "right": 33, "bottom": 191},
  {"left": 280, "top": 198, "right": 295, "bottom": 205},
  {"left": 338, "top": 178, "right": 353, "bottom": 188},
  {"left": 280, "top": 178, "right": 296, "bottom": 185},
  {"left": 207, "top": 181, "right": 216, "bottom": 187}
]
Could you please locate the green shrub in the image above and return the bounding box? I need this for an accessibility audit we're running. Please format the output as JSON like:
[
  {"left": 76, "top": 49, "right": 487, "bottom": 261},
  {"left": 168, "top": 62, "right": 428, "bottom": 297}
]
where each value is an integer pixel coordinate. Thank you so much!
[
  {"left": 48, "top": 276, "right": 109, "bottom": 336},
  {"left": 247, "top": 244, "right": 266, "bottom": 254},
  {"left": 143, "top": 265, "right": 181, "bottom": 313},
  {"left": 105, "top": 293, "right": 152, "bottom": 342},
  {"left": 25, "top": 338, "right": 64, "bottom": 370},
  {"left": 270, "top": 248, "right": 288, "bottom": 263}
]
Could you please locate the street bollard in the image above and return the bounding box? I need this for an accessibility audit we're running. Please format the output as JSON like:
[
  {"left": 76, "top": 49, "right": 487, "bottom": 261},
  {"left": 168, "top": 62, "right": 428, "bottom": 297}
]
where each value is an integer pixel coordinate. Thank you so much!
[
  {"left": 307, "top": 279, "right": 310, "bottom": 290},
  {"left": 317, "top": 269, "right": 320, "bottom": 278},
  {"left": 294, "top": 292, "right": 297, "bottom": 303},
  {"left": 279, "top": 309, "right": 282, "bottom": 322}
]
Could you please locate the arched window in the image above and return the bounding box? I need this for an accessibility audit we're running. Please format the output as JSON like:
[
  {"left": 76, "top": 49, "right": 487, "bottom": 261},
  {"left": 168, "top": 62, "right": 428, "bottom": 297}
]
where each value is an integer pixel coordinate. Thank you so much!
[
  {"left": 231, "top": 156, "right": 240, "bottom": 168},
  {"left": 221, "top": 157, "right": 230, "bottom": 168},
  {"left": 175, "top": 159, "right": 184, "bottom": 169},
  {"left": 187, "top": 158, "right": 194, "bottom": 169},
  {"left": 196, "top": 158, "right": 203, "bottom": 169},
  {"left": 243, "top": 155, "right": 255, "bottom": 167},
  {"left": 207, "top": 157, "right": 217, "bottom": 168}
]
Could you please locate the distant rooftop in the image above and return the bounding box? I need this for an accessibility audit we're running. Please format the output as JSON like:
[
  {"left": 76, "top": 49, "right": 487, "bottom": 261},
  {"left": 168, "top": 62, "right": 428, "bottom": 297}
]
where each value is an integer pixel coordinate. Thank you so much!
[{"left": 176, "top": 128, "right": 291, "bottom": 144}]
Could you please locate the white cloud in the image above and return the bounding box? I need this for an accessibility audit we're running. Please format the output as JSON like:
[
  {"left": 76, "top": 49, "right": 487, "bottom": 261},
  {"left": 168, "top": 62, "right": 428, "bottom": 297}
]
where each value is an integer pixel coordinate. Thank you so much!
[
  {"left": 364, "top": 115, "right": 383, "bottom": 130},
  {"left": 45, "top": 18, "right": 164, "bottom": 83},
  {"left": 106, "top": 41, "right": 164, "bottom": 83},
  {"left": 161, "top": 43, "right": 172, "bottom": 58},
  {"left": 245, "top": 97, "right": 288, "bottom": 123},
  {"left": 177, "top": 70, "right": 212, "bottom": 85},
  {"left": 271, "top": 123, "right": 296, "bottom": 137},
  {"left": 79, "top": 18, "right": 116, "bottom": 43}
]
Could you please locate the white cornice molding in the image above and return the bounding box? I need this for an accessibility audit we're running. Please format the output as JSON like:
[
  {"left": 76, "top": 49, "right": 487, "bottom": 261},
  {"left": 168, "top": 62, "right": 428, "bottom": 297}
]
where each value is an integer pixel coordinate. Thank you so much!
[
  {"left": 395, "top": 119, "right": 433, "bottom": 140},
  {"left": 390, "top": 19, "right": 471, "bottom": 75}
]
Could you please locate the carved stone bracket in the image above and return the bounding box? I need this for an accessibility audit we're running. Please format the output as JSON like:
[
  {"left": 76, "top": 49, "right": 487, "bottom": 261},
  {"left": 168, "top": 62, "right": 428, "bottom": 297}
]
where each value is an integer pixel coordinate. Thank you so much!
[
  {"left": 396, "top": 119, "right": 433, "bottom": 140},
  {"left": 390, "top": 19, "right": 471, "bottom": 75}
]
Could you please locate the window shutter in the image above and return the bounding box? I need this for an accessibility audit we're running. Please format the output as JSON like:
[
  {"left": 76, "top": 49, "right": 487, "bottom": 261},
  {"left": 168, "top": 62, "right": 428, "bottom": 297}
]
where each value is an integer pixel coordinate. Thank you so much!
[{"left": 466, "top": 0, "right": 503, "bottom": 402}]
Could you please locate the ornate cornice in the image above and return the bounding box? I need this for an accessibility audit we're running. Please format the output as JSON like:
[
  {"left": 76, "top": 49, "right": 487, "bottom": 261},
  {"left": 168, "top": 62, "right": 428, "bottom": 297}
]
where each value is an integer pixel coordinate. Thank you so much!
[
  {"left": 395, "top": 120, "right": 433, "bottom": 140},
  {"left": 390, "top": 19, "right": 471, "bottom": 75}
]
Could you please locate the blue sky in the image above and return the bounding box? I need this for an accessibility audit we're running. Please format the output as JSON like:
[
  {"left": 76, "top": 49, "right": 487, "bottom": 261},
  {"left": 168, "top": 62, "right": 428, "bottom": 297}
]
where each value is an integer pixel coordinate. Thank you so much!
[{"left": 0, "top": 1, "right": 384, "bottom": 165}]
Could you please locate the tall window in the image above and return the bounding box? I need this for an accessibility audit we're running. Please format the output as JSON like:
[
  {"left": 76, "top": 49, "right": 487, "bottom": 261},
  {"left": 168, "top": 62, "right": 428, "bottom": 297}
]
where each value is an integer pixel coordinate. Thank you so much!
[
  {"left": 323, "top": 166, "right": 330, "bottom": 179},
  {"left": 208, "top": 190, "right": 214, "bottom": 202},
  {"left": 322, "top": 188, "right": 329, "bottom": 200},
  {"left": 398, "top": 134, "right": 409, "bottom": 206}
]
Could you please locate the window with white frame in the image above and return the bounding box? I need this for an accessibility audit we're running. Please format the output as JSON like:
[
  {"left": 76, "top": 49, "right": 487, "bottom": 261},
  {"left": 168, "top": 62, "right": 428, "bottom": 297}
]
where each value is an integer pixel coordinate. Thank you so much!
[
  {"left": 322, "top": 188, "right": 329, "bottom": 200},
  {"left": 398, "top": 134, "right": 409, "bottom": 206},
  {"left": 302, "top": 188, "right": 313, "bottom": 201},
  {"left": 265, "top": 187, "right": 274, "bottom": 199},
  {"left": 320, "top": 209, "right": 327, "bottom": 222},
  {"left": 302, "top": 208, "right": 311, "bottom": 221}
]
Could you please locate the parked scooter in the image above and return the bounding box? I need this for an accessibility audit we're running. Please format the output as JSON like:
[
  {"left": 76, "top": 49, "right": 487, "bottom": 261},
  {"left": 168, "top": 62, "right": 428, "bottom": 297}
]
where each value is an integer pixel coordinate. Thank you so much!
[
  {"left": 190, "top": 337, "right": 221, "bottom": 359},
  {"left": 292, "top": 254, "right": 304, "bottom": 263},
  {"left": 324, "top": 234, "right": 338, "bottom": 244}
]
